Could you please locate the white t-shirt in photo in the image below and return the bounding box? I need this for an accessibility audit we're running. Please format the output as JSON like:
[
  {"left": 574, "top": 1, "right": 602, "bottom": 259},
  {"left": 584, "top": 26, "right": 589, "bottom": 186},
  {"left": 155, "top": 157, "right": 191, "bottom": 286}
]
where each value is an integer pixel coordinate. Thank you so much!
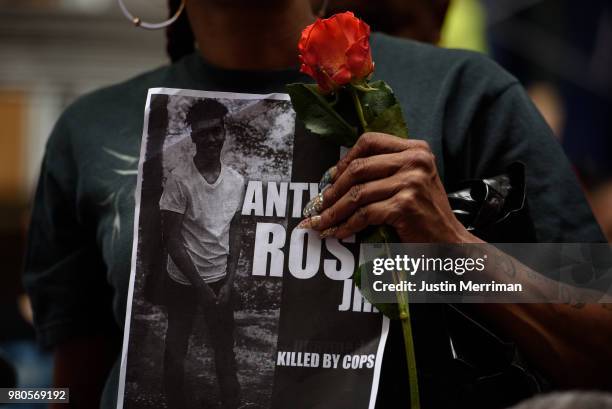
[{"left": 159, "top": 159, "right": 245, "bottom": 285}]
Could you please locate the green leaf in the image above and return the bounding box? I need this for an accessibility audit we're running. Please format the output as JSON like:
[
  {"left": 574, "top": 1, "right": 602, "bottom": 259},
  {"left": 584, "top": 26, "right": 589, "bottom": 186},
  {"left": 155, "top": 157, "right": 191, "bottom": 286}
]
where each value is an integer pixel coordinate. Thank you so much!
[
  {"left": 354, "top": 260, "right": 401, "bottom": 320},
  {"left": 347, "top": 80, "right": 409, "bottom": 138},
  {"left": 286, "top": 83, "right": 358, "bottom": 146},
  {"left": 357, "top": 80, "right": 398, "bottom": 122},
  {"left": 365, "top": 104, "right": 409, "bottom": 138}
]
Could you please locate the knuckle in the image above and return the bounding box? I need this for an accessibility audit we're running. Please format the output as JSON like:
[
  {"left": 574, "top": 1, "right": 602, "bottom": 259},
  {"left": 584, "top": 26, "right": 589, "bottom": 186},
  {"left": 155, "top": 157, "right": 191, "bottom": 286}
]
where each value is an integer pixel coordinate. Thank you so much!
[
  {"left": 323, "top": 185, "right": 336, "bottom": 203},
  {"left": 355, "top": 206, "right": 370, "bottom": 222},
  {"left": 336, "top": 157, "right": 349, "bottom": 173},
  {"left": 391, "top": 174, "right": 411, "bottom": 195},
  {"left": 347, "top": 158, "right": 367, "bottom": 178},
  {"left": 396, "top": 190, "right": 415, "bottom": 210},
  {"left": 413, "top": 139, "right": 432, "bottom": 152},
  {"left": 348, "top": 184, "right": 364, "bottom": 204},
  {"left": 325, "top": 206, "right": 338, "bottom": 224},
  {"left": 410, "top": 150, "right": 435, "bottom": 171},
  {"left": 359, "top": 132, "right": 382, "bottom": 151},
  {"left": 407, "top": 170, "right": 429, "bottom": 188},
  {"left": 360, "top": 132, "right": 377, "bottom": 145}
]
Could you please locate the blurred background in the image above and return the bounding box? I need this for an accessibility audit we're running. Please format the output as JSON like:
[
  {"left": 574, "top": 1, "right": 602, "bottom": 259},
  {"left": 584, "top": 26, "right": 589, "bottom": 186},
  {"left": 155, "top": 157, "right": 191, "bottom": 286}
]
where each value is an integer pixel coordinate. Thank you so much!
[
  {"left": 0, "top": 0, "right": 610, "bottom": 405},
  {"left": 0, "top": 0, "right": 166, "bottom": 405}
]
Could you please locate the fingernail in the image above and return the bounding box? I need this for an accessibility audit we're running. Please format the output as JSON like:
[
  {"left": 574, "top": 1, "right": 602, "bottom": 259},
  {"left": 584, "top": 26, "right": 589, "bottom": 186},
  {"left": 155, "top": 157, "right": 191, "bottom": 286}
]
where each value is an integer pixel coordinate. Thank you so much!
[
  {"left": 297, "top": 216, "right": 321, "bottom": 229},
  {"left": 303, "top": 192, "right": 324, "bottom": 218},
  {"left": 320, "top": 226, "right": 338, "bottom": 239},
  {"left": 319, "top": 166, "right": 337, "bottom": 190}
]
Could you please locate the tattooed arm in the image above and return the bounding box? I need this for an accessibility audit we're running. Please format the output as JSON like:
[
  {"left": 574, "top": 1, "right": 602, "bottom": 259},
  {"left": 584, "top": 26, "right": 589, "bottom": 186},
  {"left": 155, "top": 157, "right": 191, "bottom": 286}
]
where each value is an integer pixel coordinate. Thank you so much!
[
  {"left": 304, "top": 132, "right": 612, "bottom": 389},
  {"left": 465, "top": 244, "right": 612, "bottom": 389}
]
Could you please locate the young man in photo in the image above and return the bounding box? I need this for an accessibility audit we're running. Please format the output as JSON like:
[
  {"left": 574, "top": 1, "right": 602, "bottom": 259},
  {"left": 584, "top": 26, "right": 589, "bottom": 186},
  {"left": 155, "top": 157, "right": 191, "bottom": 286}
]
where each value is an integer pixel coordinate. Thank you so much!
[{"left": 160, "top": 99, "right": 245, "bottom": 409}]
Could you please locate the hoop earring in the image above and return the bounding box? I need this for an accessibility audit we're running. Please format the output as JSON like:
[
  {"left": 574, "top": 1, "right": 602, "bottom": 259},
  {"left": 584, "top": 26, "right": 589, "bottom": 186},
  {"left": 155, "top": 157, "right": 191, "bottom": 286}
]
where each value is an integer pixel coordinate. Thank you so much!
[{"left": 118, "top": 0, "right": 185, "bottom": 30}]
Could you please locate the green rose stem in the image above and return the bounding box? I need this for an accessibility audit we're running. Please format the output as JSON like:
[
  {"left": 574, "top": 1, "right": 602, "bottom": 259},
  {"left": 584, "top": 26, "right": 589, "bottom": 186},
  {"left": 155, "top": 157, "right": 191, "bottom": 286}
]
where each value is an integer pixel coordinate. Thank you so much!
[
  {"left": 380, "top": 232, "right": 420, "bottom": 409},
  {"left": 351, "top": 86, "right": 368, "bottom": 130},
  {"left": 352, "top": 89, "right": 421, "bottom": 409}
]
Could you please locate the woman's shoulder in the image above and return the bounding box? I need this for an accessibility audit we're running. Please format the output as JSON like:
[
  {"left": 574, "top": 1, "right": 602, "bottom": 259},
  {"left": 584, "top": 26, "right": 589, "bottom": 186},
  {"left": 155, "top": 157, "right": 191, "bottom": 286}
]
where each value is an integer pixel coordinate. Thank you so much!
[
  {"left": 371, "top": 32, "right": 519, "bottom": 97},
  {"left": 62, "top": 63, "right": 176, "bottom": 126},
  {"left": 46, "top": 62, "right": 182, "bottom": 155}
]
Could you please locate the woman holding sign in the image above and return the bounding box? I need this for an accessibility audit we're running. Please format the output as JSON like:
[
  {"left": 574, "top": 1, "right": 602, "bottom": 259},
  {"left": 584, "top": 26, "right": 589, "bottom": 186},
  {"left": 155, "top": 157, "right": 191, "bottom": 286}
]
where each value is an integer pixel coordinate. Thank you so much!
[{"left": 23, "top": 0, "right": 611, "bottom": 408}]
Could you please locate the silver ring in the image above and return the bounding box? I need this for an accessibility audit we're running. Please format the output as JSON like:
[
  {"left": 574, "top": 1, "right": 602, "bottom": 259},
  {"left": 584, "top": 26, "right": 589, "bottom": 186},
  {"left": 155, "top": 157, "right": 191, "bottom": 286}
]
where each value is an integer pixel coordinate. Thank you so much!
[{"left": 117, "top": 0, "right": 185, "bottom": 30}]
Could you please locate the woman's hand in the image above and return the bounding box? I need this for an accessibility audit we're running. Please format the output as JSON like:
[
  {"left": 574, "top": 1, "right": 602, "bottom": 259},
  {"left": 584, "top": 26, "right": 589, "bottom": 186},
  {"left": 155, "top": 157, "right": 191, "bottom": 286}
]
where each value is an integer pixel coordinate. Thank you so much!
[{"left": 299, "top": 132, "right": 475, "bottom": 243}]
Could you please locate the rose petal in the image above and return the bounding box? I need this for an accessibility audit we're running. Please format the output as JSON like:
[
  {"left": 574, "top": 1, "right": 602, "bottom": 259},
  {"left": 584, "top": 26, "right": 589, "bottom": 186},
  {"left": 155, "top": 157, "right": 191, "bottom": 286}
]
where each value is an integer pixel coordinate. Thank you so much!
[
  {"left": 331, "top": 66, "right": 353, "bottom": 86},
  {"left": 346, "top": 36, "right": 374, "bottom": 79},
  {"left": 296, "top": 11, "right": 373, "bottom": 92}
]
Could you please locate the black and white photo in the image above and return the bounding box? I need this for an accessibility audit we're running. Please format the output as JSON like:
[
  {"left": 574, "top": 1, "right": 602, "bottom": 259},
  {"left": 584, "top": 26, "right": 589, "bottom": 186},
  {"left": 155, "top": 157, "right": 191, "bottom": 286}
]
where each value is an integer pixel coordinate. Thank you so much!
[{"left": 117, "top": 89, "right": 388, "bottom": 409}]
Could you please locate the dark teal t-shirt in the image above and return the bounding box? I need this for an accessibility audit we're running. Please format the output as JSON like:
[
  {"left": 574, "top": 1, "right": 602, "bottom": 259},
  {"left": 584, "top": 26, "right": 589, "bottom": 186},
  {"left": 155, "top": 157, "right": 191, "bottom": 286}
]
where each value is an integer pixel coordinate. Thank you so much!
[{"left": 23, "top": 33, "right": 604, "bottom": 409}]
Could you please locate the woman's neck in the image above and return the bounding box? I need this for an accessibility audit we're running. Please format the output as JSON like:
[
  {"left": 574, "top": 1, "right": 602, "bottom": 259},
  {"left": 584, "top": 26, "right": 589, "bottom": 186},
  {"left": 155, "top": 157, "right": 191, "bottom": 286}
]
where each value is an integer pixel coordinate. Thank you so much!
[{"left": 185, "top": 0, "right": 316, "bottom": 70}]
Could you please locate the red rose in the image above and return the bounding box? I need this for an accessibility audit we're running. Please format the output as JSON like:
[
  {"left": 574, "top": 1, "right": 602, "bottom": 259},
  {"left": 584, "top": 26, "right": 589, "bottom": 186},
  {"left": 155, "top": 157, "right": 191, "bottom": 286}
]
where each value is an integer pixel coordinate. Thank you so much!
[{"left": 298, "top": 12, "right": 374, "bottom": 94}]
